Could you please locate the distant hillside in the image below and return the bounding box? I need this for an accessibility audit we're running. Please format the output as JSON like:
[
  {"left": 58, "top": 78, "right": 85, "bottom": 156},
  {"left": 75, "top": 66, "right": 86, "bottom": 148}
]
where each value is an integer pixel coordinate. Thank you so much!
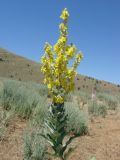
[
  {"left": 0, "top": 48, "right": 120, "bottom": 94},
  {"left": 0, "top": 48, "right": 43, "bottom": 83}
]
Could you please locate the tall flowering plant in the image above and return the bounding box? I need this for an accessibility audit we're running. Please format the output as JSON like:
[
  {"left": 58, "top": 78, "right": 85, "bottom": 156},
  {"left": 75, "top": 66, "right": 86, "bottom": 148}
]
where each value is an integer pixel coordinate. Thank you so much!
[{"left": 41, "top": 8, "right": 83, "bottom": 160}]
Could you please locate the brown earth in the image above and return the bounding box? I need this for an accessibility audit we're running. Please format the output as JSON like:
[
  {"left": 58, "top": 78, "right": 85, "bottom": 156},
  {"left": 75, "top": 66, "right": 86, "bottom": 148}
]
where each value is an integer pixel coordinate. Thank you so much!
[
  {"left": 0, "top": 118, "right": 27, "bottom": 160},
  {"left": 0, "top": 111, "right": 120, "bottom": 160}
]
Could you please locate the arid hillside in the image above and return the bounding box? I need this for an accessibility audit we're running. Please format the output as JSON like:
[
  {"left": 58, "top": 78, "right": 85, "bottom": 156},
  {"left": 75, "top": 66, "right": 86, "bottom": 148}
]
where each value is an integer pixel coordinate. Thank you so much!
[{"left": 0, "top": 48, "right": 43, "bottom": 83}]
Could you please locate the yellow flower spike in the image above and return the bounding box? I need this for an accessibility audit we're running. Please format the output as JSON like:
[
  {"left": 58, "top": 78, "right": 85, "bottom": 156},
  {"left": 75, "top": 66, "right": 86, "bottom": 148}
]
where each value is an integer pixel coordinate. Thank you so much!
[{"left": 41, "top": 8, "right": 83, "bottom": 104}]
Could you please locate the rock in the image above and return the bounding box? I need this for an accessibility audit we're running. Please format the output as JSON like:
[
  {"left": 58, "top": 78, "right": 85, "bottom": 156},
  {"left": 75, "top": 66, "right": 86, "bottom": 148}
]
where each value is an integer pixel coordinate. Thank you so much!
[
  {"left": 10, "top": 75, "right": 14, "bottom": 78},
  {"left": 0, "top": 57, "right": 4, "bottom": 61},
  {"left": 27, "top": 63, "right": 30, "bottom": 67},
  {"left": 0, "top": 81, "right": 4, "bottom": 92}
]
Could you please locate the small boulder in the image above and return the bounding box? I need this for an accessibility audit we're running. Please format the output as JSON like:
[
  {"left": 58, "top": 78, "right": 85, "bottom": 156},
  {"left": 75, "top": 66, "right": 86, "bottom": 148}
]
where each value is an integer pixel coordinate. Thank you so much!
[{"left": 0, "top": 57, "right": 4, "bottom": 61}]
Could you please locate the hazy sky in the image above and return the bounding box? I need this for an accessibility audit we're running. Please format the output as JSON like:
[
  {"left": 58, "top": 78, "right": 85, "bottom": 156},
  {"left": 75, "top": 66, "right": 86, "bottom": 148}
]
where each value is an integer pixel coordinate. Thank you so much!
[{"left": 0, "top": 0, "right": 120, "bottom": 84}]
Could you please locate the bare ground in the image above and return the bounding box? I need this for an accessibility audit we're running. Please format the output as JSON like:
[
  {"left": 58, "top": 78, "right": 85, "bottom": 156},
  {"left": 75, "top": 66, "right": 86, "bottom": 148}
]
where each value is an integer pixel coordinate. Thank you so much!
[
  {"left": 0, "top": 111, "right": 120, "bottom": 160},
  {"left": 69, "top": 111, "right": 120, "bottom": 160},
  {"left": 0, "top": 118, "right": 27, "bottom": 160}
]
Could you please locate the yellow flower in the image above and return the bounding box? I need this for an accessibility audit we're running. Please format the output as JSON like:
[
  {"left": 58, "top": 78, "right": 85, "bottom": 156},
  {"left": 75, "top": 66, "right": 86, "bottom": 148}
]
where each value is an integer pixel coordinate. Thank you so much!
[
  {"left": 66, "top": 46, "right": 76, "bottom": 58},
  {"left": 67, "top": 69, "right": 77, "bottom": 79},
  {"left": 54, "top": 44, "right": 60, "bottom": 53},
  {"left": 44, "top": 43, "right": 52, "bottom": 53},
  {"left": 58, "top": 36, "right": 67, "bottom": 44},
  {"left": 43, "top": 78, "right": 47, "bottom": 84},
  {"left": 41, "top": 66, "right": 47, "bottom": 73},
  {"left": 47, "top": 83, "right": 52, "bottom": 89},
  {"left": 53, "top": 95, "right": 64, "bottom": 104},
  {"left": 54, "top": 68, "right": 59, "bottom": 76},
  {"left": 60, "top": 8, "right": 69, "bottom": 20},
  {"left": 41, "top": 56, "right": 47, "bottom": 63},
  {"left": 76, "top": 52, "right": 83, "bottom": 60},
  {"left": 55, "top": 79, "right": 60, "bottom": 86},
  {"left": 59, "top": 23, "right": 67, "bottom": 31}
]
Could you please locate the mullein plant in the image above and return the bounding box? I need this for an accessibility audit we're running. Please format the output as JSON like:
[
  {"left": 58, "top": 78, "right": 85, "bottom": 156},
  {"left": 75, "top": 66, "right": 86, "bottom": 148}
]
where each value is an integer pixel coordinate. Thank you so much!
[{"left": 41, "top": 8, "right": 83, "bottom": 160}]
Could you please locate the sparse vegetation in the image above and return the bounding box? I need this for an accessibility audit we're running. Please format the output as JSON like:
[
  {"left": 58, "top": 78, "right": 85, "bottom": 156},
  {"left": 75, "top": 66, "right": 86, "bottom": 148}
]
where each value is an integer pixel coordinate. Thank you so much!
[
  {"left": 88, "top": 101, "right": 107, "bottom": 118},
  {"left": 0, "top": 79, "right": 48, "bottom": 119},
  {"left": 0, "top": 77, "right": 120, "bottom": 159},
  {"left": 65, "top": 102, "right": 88, "bottom": 135},
  {"left": 117, "top": 84, "right": 120, "bottom": 88},
  {"left": 23, "top": 128, "right": 48, "bottom": 160},
  {"left": 0, "top": 107, "right": 14, "bottom": 140},
  {"left": 74, "top": 90, "right": 90, "bottom": 106},
  {"left": 97, "top": 92, "right": 118, "bottom": 110}
]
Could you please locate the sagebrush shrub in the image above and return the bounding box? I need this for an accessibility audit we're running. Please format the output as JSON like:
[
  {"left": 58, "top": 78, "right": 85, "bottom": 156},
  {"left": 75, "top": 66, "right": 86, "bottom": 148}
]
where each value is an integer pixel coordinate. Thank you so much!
[
  {"left": 13, "top": 85, "right": 40, "bottom": 118},
  {"left": 97, "top": 92, "right": 118, "bottom": 110},
  {"left": 32, "top": 97, "right": 48, "bottom": 126},
  {"left": 88, "top": 101, "right": 107, "bottom": 118},
  {"left": 0, "top": 79, "right": 48, "bottom": 119},
  {"left": 65, "top": 102, "right": 88, "bottom": 135},
  {"left": 1, "top": 80, "right": 19, "bottom": 110},
  {"left": 23, "top": 129, "right": 48, "bottom": 160},
  {"left": 0, "top": 107, "right": 14, "bottom": 139}
]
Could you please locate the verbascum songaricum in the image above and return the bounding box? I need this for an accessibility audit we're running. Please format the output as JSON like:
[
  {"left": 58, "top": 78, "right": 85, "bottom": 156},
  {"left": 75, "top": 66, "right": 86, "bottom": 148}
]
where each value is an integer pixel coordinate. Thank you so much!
[{"left": 41, "top": 8, "right": 83, "bottom": 160}]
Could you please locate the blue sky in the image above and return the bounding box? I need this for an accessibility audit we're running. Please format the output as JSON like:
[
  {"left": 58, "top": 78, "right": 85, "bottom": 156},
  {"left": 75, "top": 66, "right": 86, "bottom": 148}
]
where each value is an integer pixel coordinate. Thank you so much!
[{"left": 0, "top": 0, "right": 120, "bottom": 84}]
